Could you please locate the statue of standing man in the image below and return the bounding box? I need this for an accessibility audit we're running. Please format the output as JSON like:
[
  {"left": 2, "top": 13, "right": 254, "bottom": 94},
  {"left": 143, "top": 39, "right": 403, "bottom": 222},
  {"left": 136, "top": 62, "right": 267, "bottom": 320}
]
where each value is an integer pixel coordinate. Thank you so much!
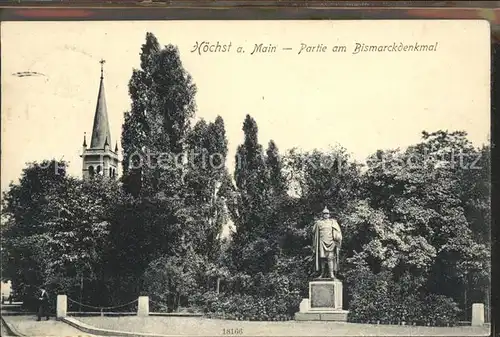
[{"left": 313, "top": 207, "right": 342, "bottom": 279}]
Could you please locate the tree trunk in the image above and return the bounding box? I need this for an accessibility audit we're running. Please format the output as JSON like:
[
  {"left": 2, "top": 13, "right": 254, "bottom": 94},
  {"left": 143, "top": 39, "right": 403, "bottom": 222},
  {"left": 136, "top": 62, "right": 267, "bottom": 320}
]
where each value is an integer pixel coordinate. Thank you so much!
[
  {"left": 79, "top": 276, "right": 84, "bottom": 312},
  {"left": 464, "top": 278, "right": 468, "bottom": 321},
  {"left": 216, "top": 278, "right": 220, "bottom": 294}
]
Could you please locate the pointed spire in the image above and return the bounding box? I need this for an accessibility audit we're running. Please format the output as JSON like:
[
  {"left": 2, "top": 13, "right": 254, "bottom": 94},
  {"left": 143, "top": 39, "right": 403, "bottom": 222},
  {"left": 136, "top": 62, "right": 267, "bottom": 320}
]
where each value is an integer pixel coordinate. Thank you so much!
[
  {"left": 104, "top": 136, "right": 109, "bottom": 147},
  {"left": 83, "top": 132, "right": 87, "bottom": 147},
  {"left": 100, "top": 58, "right": 105, "bottom": 79},
  {"left": 114, "top": 141, "right": 118, "bottom": 153},
  {"left": 90, "top": 59, "right": 112, "bottom": 149}
]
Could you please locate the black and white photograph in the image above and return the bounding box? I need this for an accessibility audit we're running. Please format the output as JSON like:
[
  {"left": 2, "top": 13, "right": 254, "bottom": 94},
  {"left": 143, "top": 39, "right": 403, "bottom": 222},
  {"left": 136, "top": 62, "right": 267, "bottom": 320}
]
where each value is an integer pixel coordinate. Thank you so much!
[{"left": 0, "top": 19, "right": 491, "bottom": 336}]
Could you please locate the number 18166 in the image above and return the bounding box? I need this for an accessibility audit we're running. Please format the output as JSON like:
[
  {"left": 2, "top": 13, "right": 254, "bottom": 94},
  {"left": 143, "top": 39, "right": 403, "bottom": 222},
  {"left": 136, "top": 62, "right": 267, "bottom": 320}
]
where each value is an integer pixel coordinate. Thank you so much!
[{"left": 222, "top": 328, "right": 243, "bottom": 335}]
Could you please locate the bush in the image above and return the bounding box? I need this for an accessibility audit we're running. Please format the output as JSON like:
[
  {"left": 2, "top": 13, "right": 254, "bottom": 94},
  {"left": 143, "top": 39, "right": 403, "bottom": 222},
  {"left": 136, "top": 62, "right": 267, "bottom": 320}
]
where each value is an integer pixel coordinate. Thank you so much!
[
  {"left": 345, "top": 267, "right": 392, "bottom": 323},
  {"left": 346, "top": 266, "right": 461, "bottom": 325},
  {"left": 143, "top": 252, "right": 208, "bottom": 311},
  {"left": 197, "top": 291, "right": 301, "bottom": 321},
  {"left": 424, "top": 294, "right": 461, "bottom": 325}
]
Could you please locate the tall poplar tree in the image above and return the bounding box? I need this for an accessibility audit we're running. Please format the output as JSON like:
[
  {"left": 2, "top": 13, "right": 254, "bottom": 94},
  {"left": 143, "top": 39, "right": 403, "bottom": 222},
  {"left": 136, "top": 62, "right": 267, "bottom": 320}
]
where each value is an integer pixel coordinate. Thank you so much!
[
  {"left": 228, "top": 115, "right": 285, "bottom": 273},
  {"left": 116, "top": 33, "right": 199, "bottom": 298},
  {"left": 121, "top": 32, "right": 160, "bottom": 196},
  {"left": 183, "top": 116, "right": 230, "bottom": 260},
  {"left": 265, "top": 140, "right": 287, "bottom": 198},
  {"left": 121, "top": 32, "right": 197, "bottom": 197},
  {"left": 261, "top": 140, "right": 288, "bottom": 246},
  {"left": 232, "top": 115, "right": 267, "bottom": 242}
]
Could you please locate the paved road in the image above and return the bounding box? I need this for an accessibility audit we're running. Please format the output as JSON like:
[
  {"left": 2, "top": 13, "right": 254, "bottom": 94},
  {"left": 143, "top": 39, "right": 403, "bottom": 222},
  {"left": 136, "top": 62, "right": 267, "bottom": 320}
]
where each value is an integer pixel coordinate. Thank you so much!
[{"left": 2, "top": 315, "right": 98, "bottom": 336}]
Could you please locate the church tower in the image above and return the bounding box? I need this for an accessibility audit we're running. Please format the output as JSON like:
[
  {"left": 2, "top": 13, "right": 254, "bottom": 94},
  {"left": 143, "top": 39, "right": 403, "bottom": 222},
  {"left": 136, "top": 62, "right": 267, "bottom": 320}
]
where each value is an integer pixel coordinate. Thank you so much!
[{"left": 81, "top": 59, "right": 119, "bottom": 179}]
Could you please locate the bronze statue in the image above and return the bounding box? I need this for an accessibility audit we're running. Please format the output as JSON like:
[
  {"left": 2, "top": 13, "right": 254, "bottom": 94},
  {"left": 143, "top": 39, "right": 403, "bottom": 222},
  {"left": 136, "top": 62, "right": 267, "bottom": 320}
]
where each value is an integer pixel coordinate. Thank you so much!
[{"left": 312, "top": 207, "right": 342, "bottom": 279}]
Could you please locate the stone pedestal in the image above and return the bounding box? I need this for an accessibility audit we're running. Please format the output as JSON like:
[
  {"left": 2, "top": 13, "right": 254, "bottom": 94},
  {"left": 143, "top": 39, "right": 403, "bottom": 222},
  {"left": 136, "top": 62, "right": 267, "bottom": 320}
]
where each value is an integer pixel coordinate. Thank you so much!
[
  {"left": 137, "top": 296, "right": 149, "bottom": 317},
  {"left": 56, "top": 295, "right": 67, "bottom": 319},
  {"left": 471, "top": 303, "right": 484, "bottom": 326},
  {"left": 295, "top": 279, "right": 348, "bottom": 321}
]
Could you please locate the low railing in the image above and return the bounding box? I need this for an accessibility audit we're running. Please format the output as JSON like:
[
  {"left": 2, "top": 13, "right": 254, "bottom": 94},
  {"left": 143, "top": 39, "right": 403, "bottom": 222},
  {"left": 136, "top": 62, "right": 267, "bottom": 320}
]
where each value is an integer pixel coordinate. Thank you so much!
[
  {"left": 56, "top": 295, "right": 489, "bottom": 327},
  {"left": 57, "top": 295, "right": 149, "bottom": 319},
  {"left": 66, "top": 297, "right": 139, "bottom": 317}
]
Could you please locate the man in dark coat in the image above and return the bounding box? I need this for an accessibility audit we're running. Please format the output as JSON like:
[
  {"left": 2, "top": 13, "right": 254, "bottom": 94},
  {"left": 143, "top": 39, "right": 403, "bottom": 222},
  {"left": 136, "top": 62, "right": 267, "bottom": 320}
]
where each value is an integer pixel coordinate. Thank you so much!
[{"left": 37, "top": 287, "right": 50, "bottom": 321}]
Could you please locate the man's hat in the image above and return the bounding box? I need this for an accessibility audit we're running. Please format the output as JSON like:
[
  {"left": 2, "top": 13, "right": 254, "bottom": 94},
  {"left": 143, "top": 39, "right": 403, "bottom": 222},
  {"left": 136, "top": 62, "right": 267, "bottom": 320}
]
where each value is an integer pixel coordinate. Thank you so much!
[{"left": 322, "top": 207, "right": 330, "bottom": 214}]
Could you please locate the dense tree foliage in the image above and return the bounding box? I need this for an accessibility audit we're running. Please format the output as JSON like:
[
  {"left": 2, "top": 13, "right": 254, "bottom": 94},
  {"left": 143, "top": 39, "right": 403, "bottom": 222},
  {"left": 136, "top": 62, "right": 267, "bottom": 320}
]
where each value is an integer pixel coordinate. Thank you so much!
[
  {"left": 343, "top": 131, "right": 490, "bottom": 322},
  {"left": 1, "top": 160, "right": 122, "bottom": 309},
  {"left": 1, "top": 32, "right": 491, "bottom": 325}
]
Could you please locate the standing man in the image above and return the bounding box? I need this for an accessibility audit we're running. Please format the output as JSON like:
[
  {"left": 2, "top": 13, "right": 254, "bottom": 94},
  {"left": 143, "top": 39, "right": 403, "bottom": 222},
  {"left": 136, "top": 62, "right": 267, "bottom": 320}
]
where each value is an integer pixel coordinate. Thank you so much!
[
  {"left": 312, "top": 207, "right": 342, "bottom": 279},
  {"left": 37, "top": 286, "right": 50, "bottom": 321}
]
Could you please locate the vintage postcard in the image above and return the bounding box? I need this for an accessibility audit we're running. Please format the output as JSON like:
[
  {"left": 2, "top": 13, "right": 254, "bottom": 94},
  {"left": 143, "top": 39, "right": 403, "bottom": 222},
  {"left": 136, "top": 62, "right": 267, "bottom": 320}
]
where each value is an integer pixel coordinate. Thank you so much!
[{"left": 1, "top": 19, "right": 491, "bottom": 336}]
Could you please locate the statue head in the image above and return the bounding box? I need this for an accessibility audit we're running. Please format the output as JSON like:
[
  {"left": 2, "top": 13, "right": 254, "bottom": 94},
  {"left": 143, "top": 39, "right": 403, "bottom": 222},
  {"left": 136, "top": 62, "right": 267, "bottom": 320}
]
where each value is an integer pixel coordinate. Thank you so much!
[{"left": 321, "top": 206, "right": 330, "bottom": 219}]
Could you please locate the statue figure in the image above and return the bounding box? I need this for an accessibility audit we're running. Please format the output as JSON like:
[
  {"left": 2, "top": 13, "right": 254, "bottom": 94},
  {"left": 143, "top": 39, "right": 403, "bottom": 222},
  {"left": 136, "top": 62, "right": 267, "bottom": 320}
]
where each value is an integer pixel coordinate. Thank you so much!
[{"left": 313, "top": 207, "right": 342, "bottom": 279}]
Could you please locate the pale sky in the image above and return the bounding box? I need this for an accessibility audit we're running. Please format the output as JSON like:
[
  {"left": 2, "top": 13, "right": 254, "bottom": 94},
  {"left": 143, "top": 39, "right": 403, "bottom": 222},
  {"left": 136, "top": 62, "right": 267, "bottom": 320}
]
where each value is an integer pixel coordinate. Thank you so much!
[{"left": 1, "top": 20, "right": 490, "bottom": 190}]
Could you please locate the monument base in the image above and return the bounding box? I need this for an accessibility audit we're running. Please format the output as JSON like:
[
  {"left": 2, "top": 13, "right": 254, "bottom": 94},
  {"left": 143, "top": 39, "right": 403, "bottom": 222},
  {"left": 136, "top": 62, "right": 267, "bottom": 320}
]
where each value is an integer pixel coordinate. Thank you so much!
[
  {"left": 294, "top": 279, "right": 348, "bottom": 322},
  {"left": 295, "top": 310, "right": 349, "bottom": 321}
]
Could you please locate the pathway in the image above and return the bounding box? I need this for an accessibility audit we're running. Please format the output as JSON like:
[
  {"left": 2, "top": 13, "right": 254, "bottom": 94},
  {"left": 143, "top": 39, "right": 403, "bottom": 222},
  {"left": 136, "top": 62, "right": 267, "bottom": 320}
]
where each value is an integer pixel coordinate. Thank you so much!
[
  {"left": 77, "top": 316, "right": 491, "bottom": 336},
  {"left": 2, "top": 315, "right": 98, "bottom": 337}
]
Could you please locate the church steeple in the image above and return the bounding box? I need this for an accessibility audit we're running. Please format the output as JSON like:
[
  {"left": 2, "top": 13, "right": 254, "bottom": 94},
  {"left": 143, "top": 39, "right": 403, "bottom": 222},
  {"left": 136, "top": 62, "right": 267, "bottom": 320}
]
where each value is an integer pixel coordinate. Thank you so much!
[
  {"left": 81, "top": 59, "right": 119, "bottom": 180},
  {"left": 100, "top": 58, "right": 104, "bottom": 80},
  {"left": 90, "top": 59, "right": 112, "bottom": 149}
]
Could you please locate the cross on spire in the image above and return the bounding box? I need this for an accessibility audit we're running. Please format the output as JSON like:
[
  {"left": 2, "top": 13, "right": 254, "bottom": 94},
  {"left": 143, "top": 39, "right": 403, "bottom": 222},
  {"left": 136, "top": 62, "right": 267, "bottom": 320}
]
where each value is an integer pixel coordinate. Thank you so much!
[{"left": 99, "top": 59, "right": 106, "bottom": 79}]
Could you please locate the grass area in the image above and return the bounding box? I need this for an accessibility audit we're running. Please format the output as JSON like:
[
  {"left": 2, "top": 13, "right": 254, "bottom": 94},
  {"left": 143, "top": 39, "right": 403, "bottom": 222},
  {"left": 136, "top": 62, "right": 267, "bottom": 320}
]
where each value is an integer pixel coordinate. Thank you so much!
[{"left": 76, "top": 316, "right": 491, "bottom": 336}]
